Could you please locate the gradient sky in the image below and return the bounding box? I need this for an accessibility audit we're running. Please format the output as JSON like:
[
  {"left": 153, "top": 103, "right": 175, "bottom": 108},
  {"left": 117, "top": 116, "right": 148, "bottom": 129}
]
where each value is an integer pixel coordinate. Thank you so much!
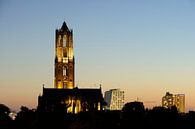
[{"left": 1, "top": 0, "right": 195, "bottom": 112}]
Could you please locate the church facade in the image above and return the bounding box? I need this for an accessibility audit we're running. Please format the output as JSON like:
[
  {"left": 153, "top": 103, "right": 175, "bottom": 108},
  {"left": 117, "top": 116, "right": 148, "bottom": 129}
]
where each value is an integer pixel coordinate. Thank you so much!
[{"left": 38, "top": 22, "right": 103, "bottom": 113}]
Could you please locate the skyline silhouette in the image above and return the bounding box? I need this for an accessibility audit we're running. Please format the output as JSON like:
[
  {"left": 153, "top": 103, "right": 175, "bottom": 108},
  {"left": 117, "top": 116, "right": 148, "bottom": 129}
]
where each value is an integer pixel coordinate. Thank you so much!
[{"left": 1, "top": 0, "right": 195, "bottom": 111}]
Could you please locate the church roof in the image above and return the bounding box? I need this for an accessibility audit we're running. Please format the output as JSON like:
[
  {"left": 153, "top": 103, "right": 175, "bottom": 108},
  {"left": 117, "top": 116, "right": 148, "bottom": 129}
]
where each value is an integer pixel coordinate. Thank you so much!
[{"left": 42, "top": 87, "right": 103, "bottom": 101}]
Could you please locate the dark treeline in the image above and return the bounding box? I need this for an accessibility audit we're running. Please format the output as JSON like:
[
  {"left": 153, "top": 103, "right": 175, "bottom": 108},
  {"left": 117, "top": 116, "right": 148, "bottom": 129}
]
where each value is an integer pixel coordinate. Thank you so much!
[{"left": 0, "top": 102, "right": 195, "bottom": 129}]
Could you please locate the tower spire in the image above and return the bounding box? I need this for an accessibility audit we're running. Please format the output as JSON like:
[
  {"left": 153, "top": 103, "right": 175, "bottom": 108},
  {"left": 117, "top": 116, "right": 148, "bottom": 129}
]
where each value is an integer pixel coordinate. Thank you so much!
[
  {"left": 55, "top": 22, "right": 74, "bottom": 89},
  {"left": 61, "top": 21, "right": 69, "bottom": 31}
]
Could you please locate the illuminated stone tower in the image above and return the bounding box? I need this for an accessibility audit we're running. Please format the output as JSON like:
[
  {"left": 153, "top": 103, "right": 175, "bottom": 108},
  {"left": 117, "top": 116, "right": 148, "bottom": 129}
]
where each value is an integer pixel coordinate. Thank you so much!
[
  {"left": 55, "top": 22, "right": 74, "bottom": 89},
  {"left": 38, "top": 22, "right": 103, "bottom": 114}
]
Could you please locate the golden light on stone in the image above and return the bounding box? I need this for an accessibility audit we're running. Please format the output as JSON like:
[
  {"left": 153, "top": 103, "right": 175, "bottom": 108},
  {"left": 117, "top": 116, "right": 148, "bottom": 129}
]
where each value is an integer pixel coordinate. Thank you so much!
[
  {"left": 38, "top": 22, "right": 103, "bottom": 114},
  {"left": 65, "top": 98, "right": 81, "bottom": 114},
  {"left": 55, "top": 22, "right": 74, "bottom": 89}
]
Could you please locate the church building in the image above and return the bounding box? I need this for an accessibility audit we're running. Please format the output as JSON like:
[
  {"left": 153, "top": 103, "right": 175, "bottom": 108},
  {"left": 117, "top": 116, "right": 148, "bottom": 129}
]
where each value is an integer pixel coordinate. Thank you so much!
[{"left": 38, "top": 22, "right": 103, "bottom": 113}]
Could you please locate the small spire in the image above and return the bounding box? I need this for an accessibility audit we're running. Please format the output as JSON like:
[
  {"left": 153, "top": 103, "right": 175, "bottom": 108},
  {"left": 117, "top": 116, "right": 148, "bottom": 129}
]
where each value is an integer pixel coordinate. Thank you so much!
[
  {"left": 42, "top": 84, "right": 45, "bottom": 90},
  {"left": 99, "top": 84, "right": 102, "bottom": 90},
  {"left": 61, "top": 21, "right": 69, "bottom": 31}
]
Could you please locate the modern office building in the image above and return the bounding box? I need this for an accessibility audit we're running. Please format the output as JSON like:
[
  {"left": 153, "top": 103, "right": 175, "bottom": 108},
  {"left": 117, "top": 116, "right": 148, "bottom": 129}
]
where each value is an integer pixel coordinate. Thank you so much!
[
  {"left": 162, "top": 92, "right": 185, "bottom": 113},
  {"left": 104, "top": 89, "right": 124, "bottom": 110}
]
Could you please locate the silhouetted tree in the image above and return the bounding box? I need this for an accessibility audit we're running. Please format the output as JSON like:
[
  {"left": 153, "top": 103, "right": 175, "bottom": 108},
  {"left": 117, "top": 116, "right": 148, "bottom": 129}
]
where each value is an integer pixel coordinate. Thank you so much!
[
  {"left": 121, "top": 101, "right": 145, "bottom": 129},
  {"left": 122, "top": 101, "right": 145, "bottom": 117},
  {"left": 15, "top": 106, "right": 37, "bottom": 129},
  {"left": 0, "top": 104, "right": 11, "bottom": 121},
  {"left": 0, "top": 104, "right": 12, "bottom": 129}
]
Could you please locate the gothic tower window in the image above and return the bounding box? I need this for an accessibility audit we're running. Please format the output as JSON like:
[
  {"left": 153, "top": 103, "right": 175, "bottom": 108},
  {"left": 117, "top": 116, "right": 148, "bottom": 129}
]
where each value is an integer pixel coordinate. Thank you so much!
[
  {"left": 63, "top": 67, "right": 67, "bottom": 76},
  {"left": 63, "top": 36, "right": 67, "bottom": 47},
  {"left": 58, "top": 35, "right": 61, "bottom": 46}
]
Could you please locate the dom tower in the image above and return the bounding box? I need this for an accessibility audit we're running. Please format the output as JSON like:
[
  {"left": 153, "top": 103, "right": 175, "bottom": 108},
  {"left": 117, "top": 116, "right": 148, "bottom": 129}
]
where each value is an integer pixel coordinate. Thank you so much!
[
  {"left": 55, "top": 22, "right": 74, "bottom": 89},
  {"left": 38, "top": 21, "right": 103, "bottom": 113}
]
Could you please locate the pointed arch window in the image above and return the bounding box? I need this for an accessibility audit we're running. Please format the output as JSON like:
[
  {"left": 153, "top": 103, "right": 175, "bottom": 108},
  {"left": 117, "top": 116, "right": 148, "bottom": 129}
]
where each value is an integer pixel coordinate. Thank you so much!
[
  {"left": 63, "top": 67, "right": 67, "bottom": 76},
  {"left": 63, "top": 36, "right": 67, "bottom": 47},
  {"left": 58, "top": 35, "right": 62, "bottom": 46}
]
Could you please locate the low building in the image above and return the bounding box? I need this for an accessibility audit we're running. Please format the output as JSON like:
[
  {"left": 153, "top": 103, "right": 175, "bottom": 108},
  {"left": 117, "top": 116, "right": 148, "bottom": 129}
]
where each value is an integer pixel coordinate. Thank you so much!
[
  {"left": 162, "top": 92, "right": 185, "bottom": 113},
  {"left": 38, "top": 87, "right": 104, "bottom": 113},
  {"left": 104, "top": 89, "right": 124, "bottom": 110}
]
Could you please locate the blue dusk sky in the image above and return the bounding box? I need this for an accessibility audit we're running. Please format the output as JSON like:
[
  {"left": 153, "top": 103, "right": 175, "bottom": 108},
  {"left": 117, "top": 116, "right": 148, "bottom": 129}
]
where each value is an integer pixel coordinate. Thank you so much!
[{"left": 0, "top": 0, "right": 195, "bottom": 111}]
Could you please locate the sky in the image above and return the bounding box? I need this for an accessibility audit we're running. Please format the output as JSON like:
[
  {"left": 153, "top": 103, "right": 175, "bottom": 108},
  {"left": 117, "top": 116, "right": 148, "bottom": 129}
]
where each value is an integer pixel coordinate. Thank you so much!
[{"left": 1, "top": 0, "right": 195, "bottom": 112}]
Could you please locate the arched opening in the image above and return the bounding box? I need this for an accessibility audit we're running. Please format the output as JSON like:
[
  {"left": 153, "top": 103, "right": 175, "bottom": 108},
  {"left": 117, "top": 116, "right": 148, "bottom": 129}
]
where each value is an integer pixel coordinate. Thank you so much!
[
  {"left": 63, "top": 67, "right": 67, "bottom": 76},
  {"left": 63, "top": 36, "right": 67, "bottom": 47}
]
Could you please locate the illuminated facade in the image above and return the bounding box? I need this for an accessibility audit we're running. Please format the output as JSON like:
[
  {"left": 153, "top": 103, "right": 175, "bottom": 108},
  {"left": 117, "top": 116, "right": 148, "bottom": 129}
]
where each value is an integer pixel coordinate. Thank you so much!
[
  {"left": 162, "top": 92, "right": 185, "bottom": 113},
  {"left": 104, "top": 89, "right": 124, "bottom": 110},
  {"left": 38, "top": 22, "right": 103, "bottom": 114},
  {"left": 38, "top": 87, "right": 103, "bottom": 113},
  {"left": 55, "top": 22, "right": 74, "bottom": 89}
]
